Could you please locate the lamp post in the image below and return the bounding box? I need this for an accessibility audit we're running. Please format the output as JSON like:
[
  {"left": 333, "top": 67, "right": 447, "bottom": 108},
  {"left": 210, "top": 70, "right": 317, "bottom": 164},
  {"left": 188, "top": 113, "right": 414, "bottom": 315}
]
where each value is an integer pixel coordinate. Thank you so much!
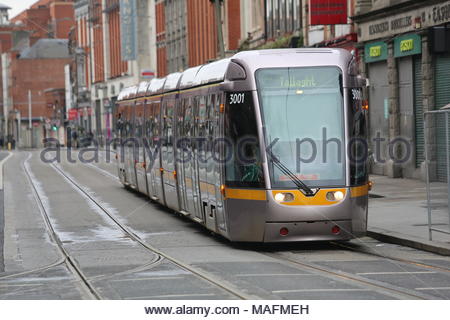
[{"left": 213, "top": 0, "right": 225, "bottom": 58}]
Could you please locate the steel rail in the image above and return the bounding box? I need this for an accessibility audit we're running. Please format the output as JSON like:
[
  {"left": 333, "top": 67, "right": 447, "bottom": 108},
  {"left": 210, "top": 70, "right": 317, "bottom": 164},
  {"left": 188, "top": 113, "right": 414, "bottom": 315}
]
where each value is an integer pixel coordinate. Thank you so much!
[
  {"left": 262, "top": 251, "right": 433, "bottom": 300},
  {"left": 330, "top": 241, "right": 450, "bottom": 273},
  {"left": 0, "top": 259, "right": 65, "bottom": 280},
  {"left": 50, "top": 162, "right": 255, "bottom": 300},
  {"left": 22, "top": 154, "right": 102, "bottom": 300}
]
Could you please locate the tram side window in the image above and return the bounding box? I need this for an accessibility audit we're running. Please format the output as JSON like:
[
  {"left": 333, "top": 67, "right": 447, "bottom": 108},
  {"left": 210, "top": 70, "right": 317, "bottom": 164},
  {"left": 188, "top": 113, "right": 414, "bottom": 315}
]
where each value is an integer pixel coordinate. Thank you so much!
[
  {"left": 144, "top": 102, "right": 153, "bottom": 146},
  {"left": 153, "top": 102, "right": 161, "bottom": 147},
  {"left": 116, "top": 108, "right": 125, "bottom": 140},
  {"left": 349, "top": 88, "right": 368, "bottom": 185},
  {"left": 124, "top": 106, "right": 130, "bottom": 139},
  {"left": 163, "top": 101, "right": 175, "bottom": 170},
  {"left": 184, "top": 99, "right": 194, "bottom": 147},
  {"left": 206, "top": 95, "right": 215, "bottom": 175},
  {"left": 225, "top": 91, "right": 264, "bottom": 188},
  {"left": 135, "top": 111, "right": 143, "bottom": 140},
  {"left": 198, "top": 96, "right": 207, "bottom": 138}
]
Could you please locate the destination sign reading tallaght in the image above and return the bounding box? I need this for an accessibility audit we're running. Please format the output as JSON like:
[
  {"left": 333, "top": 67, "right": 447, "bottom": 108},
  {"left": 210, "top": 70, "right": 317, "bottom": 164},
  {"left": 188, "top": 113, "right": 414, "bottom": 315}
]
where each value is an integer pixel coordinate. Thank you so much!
[{"left": 280, "top": 76, "right": 317, "bottom": 88}]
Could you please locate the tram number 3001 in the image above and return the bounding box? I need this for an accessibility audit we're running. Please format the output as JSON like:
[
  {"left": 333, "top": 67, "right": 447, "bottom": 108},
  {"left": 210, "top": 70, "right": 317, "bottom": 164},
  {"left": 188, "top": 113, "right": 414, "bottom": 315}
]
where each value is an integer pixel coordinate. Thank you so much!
[{"left": 229, "top": 93, "right": 245, "bottom": 105}]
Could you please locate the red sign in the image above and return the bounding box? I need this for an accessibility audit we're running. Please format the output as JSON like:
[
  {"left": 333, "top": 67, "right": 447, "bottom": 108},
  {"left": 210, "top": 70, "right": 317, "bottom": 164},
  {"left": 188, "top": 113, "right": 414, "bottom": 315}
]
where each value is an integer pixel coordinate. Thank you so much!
[
  {"left": 68, "top": 108, "right": 78, "bottom": 121},
  {"left": 309, "top": 0, "right": 348, "bottom": 26},
  {"left": 141, "top": 69, "right": 155, "bottom": 79}
]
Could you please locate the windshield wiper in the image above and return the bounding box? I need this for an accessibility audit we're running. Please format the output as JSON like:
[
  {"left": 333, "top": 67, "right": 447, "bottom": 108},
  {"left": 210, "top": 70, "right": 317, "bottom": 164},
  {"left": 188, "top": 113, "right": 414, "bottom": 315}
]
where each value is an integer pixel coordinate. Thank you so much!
[{"left": 270, "top": 156, "right": 315, "bottom": 196}]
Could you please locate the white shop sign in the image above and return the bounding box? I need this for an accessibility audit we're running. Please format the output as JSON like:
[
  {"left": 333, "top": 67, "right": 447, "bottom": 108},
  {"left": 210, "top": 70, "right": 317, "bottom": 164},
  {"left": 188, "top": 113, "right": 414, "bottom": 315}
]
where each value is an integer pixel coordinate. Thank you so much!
[{"left": 359, "top": 0, "right": 450, "bottom": 41}]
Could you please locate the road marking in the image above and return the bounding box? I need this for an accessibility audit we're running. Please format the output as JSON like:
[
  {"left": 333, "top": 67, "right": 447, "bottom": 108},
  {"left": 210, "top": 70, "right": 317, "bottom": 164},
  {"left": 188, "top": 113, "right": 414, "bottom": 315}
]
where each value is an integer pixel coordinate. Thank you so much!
[
  {"left": 0, "top": 283, "right": 43, "bottom": 287},
  {"left": 126, "top": 293, "right": 216, "bottom": 299},
  {"left": 272, "top": 288, "right": 371, "bottom": 293},
  {"left": 357, "top": 271, "right": 436, "bottom": 275},
  {"left": 0, "top": 152, "right": 12, "bottom": 190},
  {"left": 112, "top": 276, "right": 184, "bottom": 282},
  {"left": 85, "top": 162, "right": 119, "bottom": 182},
  {"left": 236, "top": 273, "right": 313, "bottom": 277},
  {"left": 415, "top": 287, "right": 450, "bottom": 291}
]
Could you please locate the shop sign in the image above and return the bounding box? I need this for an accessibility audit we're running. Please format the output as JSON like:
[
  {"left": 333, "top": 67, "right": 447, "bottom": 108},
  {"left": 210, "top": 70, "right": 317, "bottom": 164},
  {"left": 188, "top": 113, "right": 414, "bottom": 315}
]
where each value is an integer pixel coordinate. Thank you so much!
[
  {"left": 364, "top": 41, "right": 388, "bottom": 63},
  {"left": 359, "top": 0, "right": 450, "bottom": 41},
  {"left": 141, "top": 70, "right": 155, "bottom": 79},
  {"left": 309, "top": 0, "right": 348, "bottom": 26},
  {"left": 394, "top": 34, "right": 422, "bottom": 58},
  {"left": 103, "top": 98, "right": 111, "bottom": 109},
  {"left": 68, "top": 109, "right": 78, "bottom": 121},
  {"left": 120, "top": 0, "right": 137, "bottom": 60}
]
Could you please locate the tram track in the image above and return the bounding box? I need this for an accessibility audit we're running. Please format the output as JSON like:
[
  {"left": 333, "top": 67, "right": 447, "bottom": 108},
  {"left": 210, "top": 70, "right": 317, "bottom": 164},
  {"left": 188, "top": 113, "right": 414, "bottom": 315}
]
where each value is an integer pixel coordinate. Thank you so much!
[
  {"left": 49, "top": 159, "right": 255, "bottom": 300},
  {"left": 262, "top": 251, "right": 434, "bottom": 299},
  {"left": 82, "top": 158, "right": 450, "bottom": 299},
  {"left": 33, "top": 151, "right": 450, "bottom": 300},
  {"left": 0, "top": 258, "right": 65, "bottom": 280},
  {"left": 22, "top": 154, "right": 102, "bottom": 299},
  {"left": 329, "top": 241, "right": 450, "bottom": 273}
]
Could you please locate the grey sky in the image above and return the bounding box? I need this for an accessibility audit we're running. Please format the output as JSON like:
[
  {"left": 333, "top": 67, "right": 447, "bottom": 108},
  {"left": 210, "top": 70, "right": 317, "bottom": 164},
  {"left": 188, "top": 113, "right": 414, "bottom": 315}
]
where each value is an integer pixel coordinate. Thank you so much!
[{"left": 1, "top": 0, "right": 37, "bottom": 20}]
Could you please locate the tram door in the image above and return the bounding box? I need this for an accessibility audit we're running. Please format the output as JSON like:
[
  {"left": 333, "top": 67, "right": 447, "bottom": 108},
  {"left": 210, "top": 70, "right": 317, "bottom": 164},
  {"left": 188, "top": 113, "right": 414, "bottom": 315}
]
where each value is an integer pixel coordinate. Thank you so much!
[
  {"left": 183, "top": 97, "right": 203, "bottom": 222},
  {"left": 176, "top": 99, "right": 188, "bottom": 213},
  {"left": 203, "top": 94, "right": 218, "bottom": 231},
  {"left": 144, "top": 100, "right": 155, "bottom": 197},
  {"left": 212, "top": 93, "right": 226, "bottom": 232},
  {"left": 153, "top": 100, "right": 165, "bottom": 204},
  {"left": 124, "top": 103, "right": 137, "bottom": 187},
  {"left": 197, "top": 96, "right": 209, "bottom": 223},
  {"left": 116, "top": 103, "right": 126, "bottom": 184},
  {"left": 145, "top": 101, "right": 158, "bottom": 200},
  {"left": 135, "top": 101, "right": 148, "bottom": 195},
  {"left": 162, "top": 98, "right": 179, "bottom": 211}
]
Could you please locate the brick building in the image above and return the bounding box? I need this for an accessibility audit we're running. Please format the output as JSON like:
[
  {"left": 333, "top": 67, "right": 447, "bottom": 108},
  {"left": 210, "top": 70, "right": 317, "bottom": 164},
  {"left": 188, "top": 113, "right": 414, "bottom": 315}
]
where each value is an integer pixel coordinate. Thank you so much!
[
  {"left": 1, "top": 0, "right": 75, "bottom": 147},
  {"left": 5, "top": 39, "right": 71, "bottom": 147},
  {"left": 11, "top": 0, "right": 74, "bottom": 43},
  {"left": 156, "top": 0, "right": 261, "bottom": 77}
]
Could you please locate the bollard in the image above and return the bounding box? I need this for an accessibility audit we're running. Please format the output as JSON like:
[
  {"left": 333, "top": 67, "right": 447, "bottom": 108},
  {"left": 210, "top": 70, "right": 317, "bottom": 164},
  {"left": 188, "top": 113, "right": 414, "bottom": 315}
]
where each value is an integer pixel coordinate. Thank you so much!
[{"left": 7, "top": 142, "right": 11, "bottom": 151}]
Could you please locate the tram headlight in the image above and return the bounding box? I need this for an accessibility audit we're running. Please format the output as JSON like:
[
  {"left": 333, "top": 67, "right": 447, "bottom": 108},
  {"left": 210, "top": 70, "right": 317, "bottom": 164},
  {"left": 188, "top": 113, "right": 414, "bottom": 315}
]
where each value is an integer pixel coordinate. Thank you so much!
[
  {"left": 326, "top": 191, "right": 345, "bottom": 201},
  {"left": 274, "top": 192, "right": 294, "bottom": 203}
]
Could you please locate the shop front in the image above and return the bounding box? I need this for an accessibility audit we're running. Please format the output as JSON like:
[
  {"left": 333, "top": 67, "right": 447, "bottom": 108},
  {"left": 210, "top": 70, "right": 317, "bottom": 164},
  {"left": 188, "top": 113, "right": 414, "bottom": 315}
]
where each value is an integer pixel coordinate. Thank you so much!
[{"left": 353, "top": 0, "right": 450, "bottom": 180}]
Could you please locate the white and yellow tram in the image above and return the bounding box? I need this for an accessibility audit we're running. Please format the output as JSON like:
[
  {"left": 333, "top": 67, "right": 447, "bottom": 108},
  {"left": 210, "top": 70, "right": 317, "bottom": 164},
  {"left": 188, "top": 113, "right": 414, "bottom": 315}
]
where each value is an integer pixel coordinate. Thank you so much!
[{"left": 115, "top": 49, "right": 369, "bottom": 242}]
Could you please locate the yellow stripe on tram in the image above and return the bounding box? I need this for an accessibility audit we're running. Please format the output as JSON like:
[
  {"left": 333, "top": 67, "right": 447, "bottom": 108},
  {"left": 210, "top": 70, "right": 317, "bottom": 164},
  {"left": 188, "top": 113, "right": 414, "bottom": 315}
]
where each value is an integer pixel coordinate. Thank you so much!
[
  {"left": 225, "top": 188, "right": 267, "bottom": 201},
  {"left": 350, "top": 184, "right": 369, "bottom": 198}
]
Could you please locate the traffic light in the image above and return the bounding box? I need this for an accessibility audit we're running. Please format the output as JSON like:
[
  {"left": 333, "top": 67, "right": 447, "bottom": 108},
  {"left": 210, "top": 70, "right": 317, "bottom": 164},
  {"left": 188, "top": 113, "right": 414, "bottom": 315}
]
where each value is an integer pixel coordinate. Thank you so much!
[{"left": 52, "top": 125, "right": 58, "bottom": 131}]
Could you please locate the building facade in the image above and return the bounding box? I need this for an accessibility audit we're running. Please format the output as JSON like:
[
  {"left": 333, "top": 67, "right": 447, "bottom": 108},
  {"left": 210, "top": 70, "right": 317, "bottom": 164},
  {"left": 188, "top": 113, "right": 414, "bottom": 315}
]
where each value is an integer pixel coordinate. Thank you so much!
[
  {"left": 261, "top": 1, "right": 360, "bottom": 52},
  {"left": 353, "top": 0, "right": 450, "bottom": 181},
  {"left": 1, "top": 0, "right": 75, "bottom": 147},
  {"left": 71, "top": 0, "right": 157, "bottom": 144},
  {"left": 155, "top": 0, "right": 264, "bottom": 76}
]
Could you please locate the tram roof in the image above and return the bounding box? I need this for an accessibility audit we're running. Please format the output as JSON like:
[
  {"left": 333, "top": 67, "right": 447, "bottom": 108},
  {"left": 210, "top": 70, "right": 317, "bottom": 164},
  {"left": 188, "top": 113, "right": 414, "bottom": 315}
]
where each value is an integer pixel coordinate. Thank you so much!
[
  {"left": 118, "top": 86, "right": 137, "bottom": 101},
  {"left": 179, "top": 66, "right": 202, "bottom": 89},
  {"left": 148, "top": 77, "right": 166, "bottom": 95},
  {"left": 193, "top": 58, "right": 230, "bottom": 86},
  {"left": 232, "top": 48, "right": 353, "bottom": 71},
  {"left": 118, "top": 49, "right": 353, "bottom": 101},
  {"left": 127, "top": 86, "right": 139, "bottom": 99},
  {"left": 136, "top": 81, "right": 151, "bottom": 97},
  {"left": 163, "top": 72, "right": 182, "bottom": 92}
]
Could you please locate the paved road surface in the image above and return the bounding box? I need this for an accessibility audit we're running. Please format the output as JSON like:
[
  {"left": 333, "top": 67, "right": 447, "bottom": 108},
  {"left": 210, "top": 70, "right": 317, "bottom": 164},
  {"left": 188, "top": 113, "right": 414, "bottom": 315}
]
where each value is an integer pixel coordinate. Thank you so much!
[
  {"left": 0, "top": 151, "right": 10, "bottom": 273},
  {"left": 1, "top": 150, "right": 450, "bottom": 299}
]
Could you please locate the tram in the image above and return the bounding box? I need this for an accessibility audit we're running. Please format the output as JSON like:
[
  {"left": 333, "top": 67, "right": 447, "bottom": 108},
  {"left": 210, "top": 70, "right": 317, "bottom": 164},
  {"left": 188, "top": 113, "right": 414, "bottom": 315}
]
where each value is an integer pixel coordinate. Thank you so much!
[{"left": 115, "top": 48, "right": 370, "bottom": 242}]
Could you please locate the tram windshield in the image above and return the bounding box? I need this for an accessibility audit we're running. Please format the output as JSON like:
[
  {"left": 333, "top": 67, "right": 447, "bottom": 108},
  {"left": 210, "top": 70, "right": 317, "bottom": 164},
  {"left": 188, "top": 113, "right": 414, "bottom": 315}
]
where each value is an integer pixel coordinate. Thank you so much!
[{"left": 256, "top": 66, "right": 345, "bottom": 188}]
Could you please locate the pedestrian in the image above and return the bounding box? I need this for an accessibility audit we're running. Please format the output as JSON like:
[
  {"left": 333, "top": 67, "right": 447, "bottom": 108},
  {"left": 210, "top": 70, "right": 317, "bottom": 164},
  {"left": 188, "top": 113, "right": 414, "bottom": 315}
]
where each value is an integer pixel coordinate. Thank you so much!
[{"left": 72, "top": 130, "right": 78, "bottom": 149}]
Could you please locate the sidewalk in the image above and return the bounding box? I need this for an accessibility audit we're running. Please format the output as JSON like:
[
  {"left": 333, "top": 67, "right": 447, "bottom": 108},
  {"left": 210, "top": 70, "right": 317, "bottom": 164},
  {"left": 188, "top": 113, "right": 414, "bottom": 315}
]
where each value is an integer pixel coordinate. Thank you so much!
[{"left": 368, "top": 175, "right": 450, "bottom": 256}]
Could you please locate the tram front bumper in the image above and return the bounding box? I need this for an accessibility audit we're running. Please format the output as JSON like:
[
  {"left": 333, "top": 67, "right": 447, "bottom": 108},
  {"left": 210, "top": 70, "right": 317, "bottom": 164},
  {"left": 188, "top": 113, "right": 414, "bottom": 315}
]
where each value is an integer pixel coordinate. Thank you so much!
[{"left": 263, "top": 220, "right": 353, "bottom": 242}]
